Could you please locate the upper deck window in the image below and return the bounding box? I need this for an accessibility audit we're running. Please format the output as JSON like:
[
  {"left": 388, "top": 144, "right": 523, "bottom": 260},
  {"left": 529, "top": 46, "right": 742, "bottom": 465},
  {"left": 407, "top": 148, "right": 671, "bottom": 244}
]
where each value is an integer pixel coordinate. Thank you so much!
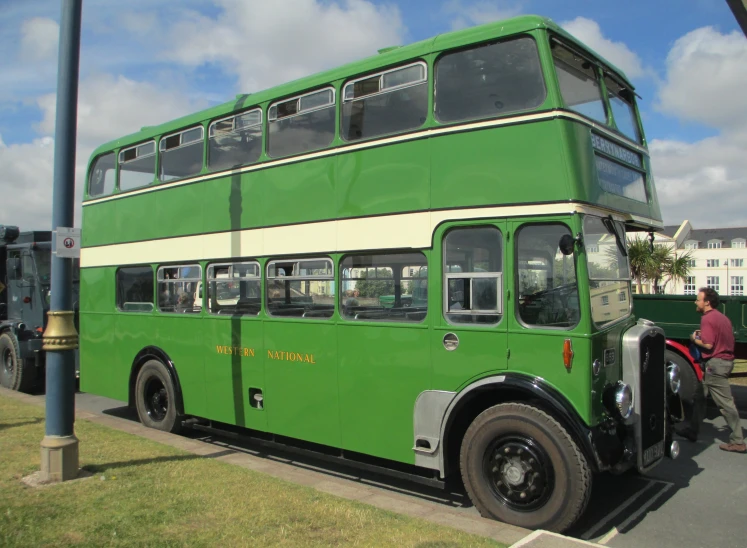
[
  {"left": 604, "top": 76, "right": 641, "bottom": 143},
  {"left": 267, "top": 88, "right": 335, "bottom": 158},
  {"left": 435, "top": 36, "right": 545, "bottom": 123},
  {"left": 551, "top": 41, "right": 606, "bottom": 124},
  {"left": 159, "top": 126, "right": 204, "bottom": 182},
  {"left": 119, "top": 141, "right": 156, "bottom": 191},
  {"left": 341, "top": 62, "right": 428, "bottom": 141},
  {"left": 88, "top": 152, "right": 116, "bottom": 198},
  {"left": 208, "top": 109, "right": 263, "bottom": 172}
]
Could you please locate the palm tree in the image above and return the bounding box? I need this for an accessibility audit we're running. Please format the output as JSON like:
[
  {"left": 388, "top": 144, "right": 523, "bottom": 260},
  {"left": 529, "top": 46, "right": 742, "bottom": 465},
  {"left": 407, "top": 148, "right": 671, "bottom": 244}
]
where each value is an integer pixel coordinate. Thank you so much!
[
  {"left": 662, "top": 250, "right": 694, "bottom": 293},
  {"left": 626, "top": 238, "right": 655, "bottom": 294}
]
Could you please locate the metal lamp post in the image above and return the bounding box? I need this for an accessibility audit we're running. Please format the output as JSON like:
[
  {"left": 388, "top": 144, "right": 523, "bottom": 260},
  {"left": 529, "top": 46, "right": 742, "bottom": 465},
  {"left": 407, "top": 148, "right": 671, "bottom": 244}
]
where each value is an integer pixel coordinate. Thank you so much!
[{"left": 40, "top": 0, "right": 82, "bottom": 482}]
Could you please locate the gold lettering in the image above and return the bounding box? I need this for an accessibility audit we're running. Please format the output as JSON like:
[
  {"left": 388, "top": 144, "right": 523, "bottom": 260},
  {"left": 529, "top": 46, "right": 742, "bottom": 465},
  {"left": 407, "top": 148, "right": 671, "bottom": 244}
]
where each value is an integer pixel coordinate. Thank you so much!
[
  {"left": 216, "top": 345, "right": 224, "bottom": 354},
  {"left": 249, "top": 348, "right": 255, "bottom": 357},
  {"left": 289, "top": 353, "right": 296, "bottom": 362},
  {"left": 274, "top": 351, "right": 281, "bottom": 360},
  {"left": 267, "top": 350, "right": 274, "bottom": 359}
]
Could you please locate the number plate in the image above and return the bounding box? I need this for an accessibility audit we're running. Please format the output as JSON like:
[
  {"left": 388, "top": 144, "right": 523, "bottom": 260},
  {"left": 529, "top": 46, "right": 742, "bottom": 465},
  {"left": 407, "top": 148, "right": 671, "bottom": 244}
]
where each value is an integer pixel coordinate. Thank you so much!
[{"left": 643, "top": 441, "right": 664, "bottom": 466}]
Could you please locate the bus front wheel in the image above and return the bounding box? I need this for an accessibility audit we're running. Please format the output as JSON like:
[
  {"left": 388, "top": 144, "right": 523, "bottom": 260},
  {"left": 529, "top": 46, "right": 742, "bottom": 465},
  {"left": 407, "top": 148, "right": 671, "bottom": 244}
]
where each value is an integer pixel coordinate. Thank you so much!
[
  {"left": 460, "top": 402, "right": 591, "bottom": 533},
  {"left": 135, "top": 360, "right": 182, "bottom": 434}
]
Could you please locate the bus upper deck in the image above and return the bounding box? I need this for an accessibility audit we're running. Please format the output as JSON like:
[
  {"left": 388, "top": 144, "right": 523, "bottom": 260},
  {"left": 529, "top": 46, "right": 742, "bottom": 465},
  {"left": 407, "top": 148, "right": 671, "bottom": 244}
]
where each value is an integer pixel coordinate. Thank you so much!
[{"left": 82, "top": 15, "right": 661, "bottom": 258}]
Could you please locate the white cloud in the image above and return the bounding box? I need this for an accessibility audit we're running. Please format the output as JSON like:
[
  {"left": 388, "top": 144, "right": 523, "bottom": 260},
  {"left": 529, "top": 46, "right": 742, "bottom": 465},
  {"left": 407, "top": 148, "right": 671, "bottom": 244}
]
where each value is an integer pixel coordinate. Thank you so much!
[
  {"left": 0, "top": 75, "right": 206, "bottom": 229},
  {"left": 561, "top": 17, "right": 645, "bottom": 79},
  {"left": 656, "top": 26, "right": 747, "bottom": 131},
  {"left": 651, "top": 26, "right": 747, "bottom": 229},
  {"left": 20, "top": 17, "right": 59, "bottom": 62},
  {"left": 161, "top": 0, "right": 406, "bottom": 92},
  {"left": 443, "top": 1, "right": 524, "bottom": 31}
]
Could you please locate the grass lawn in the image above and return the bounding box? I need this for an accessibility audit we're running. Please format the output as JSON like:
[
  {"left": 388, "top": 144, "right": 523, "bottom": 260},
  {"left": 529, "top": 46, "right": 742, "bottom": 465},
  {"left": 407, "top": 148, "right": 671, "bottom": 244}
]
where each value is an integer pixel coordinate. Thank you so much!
[{"left": 0, "top": 396, "right": 503, "bottom": 548}]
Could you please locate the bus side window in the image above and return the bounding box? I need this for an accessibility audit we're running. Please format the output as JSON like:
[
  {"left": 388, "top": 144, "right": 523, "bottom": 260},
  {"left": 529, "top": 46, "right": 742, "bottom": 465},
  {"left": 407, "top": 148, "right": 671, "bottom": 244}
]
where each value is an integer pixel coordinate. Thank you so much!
[
  {"left": 116, "top": 266, "right": 154, "bottom": 313},
  {"left": 443, "top": 227, "right": 503, "bottom": 325},
  {"left": 206, "top": 261, "right": 261, "bottom": 316}
]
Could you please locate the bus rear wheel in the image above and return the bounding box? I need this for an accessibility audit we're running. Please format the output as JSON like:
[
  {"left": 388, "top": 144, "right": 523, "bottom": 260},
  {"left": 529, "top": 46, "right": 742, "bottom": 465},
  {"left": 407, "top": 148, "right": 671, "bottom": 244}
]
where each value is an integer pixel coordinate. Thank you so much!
[
  {"left": 135, "top": 360, "right": 182, "bottom": 434},
  {"left": 460, "top": 402, "right": 591, "bottom": 533}
]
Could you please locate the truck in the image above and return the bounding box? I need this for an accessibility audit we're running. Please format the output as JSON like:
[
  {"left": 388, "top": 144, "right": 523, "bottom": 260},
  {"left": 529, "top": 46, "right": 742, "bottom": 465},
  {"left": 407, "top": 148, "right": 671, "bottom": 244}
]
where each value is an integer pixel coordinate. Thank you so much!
[
  {"left": 0, "top": 225, "right": 79, "bottom": 391},
  {"left": 633, "top": 293, "right": 747, "bottom": 404}
]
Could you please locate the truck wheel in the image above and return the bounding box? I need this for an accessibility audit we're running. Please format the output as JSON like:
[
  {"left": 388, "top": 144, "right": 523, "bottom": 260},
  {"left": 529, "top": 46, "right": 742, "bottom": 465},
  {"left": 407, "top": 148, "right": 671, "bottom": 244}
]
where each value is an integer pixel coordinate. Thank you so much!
[
  {"left": 134, "top": 360, "right": 182, "bottom": 434},
  {"left": 460, "top": 402, "right": 591, "bottom": 533},
  {"left": 665, "top": 350, "right": 698, "bottom": 405},
  {"left": 0, "top": 332, "right": 36, "bottom": 392}
]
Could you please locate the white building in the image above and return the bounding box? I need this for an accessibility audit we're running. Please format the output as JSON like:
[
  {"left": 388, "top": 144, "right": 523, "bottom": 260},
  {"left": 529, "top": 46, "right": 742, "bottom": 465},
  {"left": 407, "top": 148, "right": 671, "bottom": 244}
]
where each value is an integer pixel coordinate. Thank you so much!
[{"left": 638, "top": 221, "right": 747, "bottom": 296}]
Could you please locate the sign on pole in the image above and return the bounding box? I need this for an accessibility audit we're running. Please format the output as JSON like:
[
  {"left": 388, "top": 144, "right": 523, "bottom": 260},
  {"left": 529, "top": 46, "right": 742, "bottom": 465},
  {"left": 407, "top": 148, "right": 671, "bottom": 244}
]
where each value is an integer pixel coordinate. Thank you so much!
[{"left": 55, "top": 227, "right": 81, "bottom": 258}]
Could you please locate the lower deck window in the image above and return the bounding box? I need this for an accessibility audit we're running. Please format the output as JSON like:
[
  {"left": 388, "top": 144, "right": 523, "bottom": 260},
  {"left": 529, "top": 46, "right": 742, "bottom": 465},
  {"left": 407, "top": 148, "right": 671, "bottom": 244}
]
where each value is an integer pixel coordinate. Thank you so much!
[
  {"left": 266, "top": 258, "right": 334, "bottom": 318},
  {"left": 340, "top": 252, "right": 427, "bottom": 322},
  {"left": 206, "top": 261, "right": 261, "bottom": 316},
  {"left": 157, "top": 265, "right": 202, "bottom": 314},
  {"left": 116, "top": 266, "right": 154, "bottom": 312}
]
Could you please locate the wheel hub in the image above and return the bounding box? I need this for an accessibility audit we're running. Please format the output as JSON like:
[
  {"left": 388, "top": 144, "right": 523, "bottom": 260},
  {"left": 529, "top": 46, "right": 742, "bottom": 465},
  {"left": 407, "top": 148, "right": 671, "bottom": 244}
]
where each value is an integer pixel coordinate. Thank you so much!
[
  {"left": 144, "top": 378, "right": 168, "bottom": 422},
  {"left": 484, "top": 436, "right": 554, "bottom": 511},
  {"left": 2, "top": 349, "right": 13, "bottom": 374}
]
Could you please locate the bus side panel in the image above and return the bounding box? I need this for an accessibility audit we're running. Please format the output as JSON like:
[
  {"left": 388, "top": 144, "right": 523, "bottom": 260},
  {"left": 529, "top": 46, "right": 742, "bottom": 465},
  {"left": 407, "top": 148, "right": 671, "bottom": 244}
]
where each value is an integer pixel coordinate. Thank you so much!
[
  {"left": 337, "top": 324, "right": 430, "bottom": 464},
  {"left": 202, "top": 170, "right": 265, "bottom": 235},
  {"left": 153, "top": 316, "right": 206, "bottom": 418},
  {"left": 79, "top": 267, "right": 121, "bottom": 399},
  {"left": 82, "top": 202, "right": 118, "bottom": 248},
  {"left": 430, "top": 122, "right": 568, "bottom": 210},
  {"left": 202, "top": 316, "right": 267, "bottom": 431},
  {"left": 261, "top": 157, "right": 337, "bottom": 229},
  {"left": 336, "top": 139, "right": 430, "bottom": 219},
  {"left": 155, "top": 181, "right": 204, "bottom": 240},
  {"left": 113, "top": 194, "right": 156, "bottom": 246},
  {"left": 263, "top": 321, "right": 340, "bottom": 447}
]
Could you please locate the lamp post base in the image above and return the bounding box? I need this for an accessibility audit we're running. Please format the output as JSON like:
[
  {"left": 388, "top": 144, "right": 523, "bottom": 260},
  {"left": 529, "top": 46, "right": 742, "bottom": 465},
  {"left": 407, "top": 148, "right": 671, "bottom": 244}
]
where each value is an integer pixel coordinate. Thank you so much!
[{"left": 40, "top": 435, "right": 79, "bottom": 482}]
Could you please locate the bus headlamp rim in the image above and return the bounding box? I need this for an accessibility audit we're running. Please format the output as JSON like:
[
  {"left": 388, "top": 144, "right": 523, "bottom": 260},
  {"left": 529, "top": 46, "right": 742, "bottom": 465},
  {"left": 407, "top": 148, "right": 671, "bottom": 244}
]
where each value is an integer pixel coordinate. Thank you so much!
[{"left": 614, "top": 382, "right": 633, "bottom": 420}]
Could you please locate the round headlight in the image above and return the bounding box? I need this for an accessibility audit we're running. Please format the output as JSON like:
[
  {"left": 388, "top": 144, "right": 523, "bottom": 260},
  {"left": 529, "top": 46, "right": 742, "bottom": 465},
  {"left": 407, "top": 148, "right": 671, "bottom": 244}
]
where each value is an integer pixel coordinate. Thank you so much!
[
  {"left": 667, "top": 363, "right": 681, "bottom": 394},
  {"left": 614, "top": 382, "right": 634, "bottom": 420}
]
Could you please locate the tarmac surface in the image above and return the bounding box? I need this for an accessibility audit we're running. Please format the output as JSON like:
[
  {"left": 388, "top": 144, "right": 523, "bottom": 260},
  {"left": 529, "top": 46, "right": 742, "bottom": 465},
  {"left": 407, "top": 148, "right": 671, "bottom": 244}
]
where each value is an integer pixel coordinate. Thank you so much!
[{"left": 7, "top": 385, "right": 747, "bottom": 547}]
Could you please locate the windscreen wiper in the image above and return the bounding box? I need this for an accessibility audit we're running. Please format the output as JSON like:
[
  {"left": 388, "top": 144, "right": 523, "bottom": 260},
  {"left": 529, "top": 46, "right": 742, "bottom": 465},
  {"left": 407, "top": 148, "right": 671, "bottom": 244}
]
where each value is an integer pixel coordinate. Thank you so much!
[{"left": 602, "top": 216, "right": 628, "bottom": 257}]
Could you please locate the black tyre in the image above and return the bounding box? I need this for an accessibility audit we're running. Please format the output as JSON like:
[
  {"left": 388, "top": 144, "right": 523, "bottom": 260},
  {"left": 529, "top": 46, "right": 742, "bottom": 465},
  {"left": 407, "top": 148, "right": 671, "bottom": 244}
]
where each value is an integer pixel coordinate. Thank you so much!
[
  {"left": 0, "top": 332, "right": 37, "bottom": 392},
  {"left": 460, "top": 403, "right": 591, "bottom": 533},
  {"left": 134, "top": 360, "right": 182, "bottom": 434},
  {"left": 665, "top": 350, "right": 698, "bottom": 405}
]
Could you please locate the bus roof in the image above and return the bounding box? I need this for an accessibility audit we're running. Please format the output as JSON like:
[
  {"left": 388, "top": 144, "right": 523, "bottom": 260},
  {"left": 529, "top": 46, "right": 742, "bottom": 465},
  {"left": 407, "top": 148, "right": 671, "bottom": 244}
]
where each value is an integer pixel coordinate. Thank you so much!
[{"left": 90, "top": 14, "right": 634, "bottom": 159}]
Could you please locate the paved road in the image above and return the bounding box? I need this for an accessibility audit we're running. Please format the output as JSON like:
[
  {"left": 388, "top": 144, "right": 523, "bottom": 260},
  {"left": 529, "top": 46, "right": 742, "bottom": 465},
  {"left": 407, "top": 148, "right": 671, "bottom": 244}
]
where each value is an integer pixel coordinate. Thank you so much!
[{"left": 67, "top": 387, "right": 747, "bottom": 548}]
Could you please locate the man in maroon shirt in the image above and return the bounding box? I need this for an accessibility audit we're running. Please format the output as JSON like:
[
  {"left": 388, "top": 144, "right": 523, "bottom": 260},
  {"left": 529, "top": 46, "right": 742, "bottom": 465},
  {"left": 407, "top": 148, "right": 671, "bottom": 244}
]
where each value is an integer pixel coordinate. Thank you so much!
[{"left": 677, "top": 287, "right": 745, "bottom": 452}]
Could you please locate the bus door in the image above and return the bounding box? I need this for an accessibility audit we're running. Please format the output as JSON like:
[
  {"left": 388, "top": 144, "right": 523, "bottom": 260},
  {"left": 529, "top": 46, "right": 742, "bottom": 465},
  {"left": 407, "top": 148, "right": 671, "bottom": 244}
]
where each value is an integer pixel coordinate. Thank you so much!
[
  {"left": 509, "top": 221, "right": 588, "bottom": 404},
  {"left": 263, "top": 257, "right": 340, "bottom": 448},
  {"left": 432, "top": 223, "right": 509, "bottom": 392}
]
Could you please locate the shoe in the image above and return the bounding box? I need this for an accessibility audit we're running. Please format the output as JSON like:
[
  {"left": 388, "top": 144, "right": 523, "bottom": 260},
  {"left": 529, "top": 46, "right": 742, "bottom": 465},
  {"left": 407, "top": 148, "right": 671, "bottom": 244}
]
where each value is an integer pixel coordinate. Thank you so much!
[
  {"left": 675, "top": 427, "right": 697, "bottom": 442},
  {"left": 719, "top": 443, "right": 747, "bottom": 453}
]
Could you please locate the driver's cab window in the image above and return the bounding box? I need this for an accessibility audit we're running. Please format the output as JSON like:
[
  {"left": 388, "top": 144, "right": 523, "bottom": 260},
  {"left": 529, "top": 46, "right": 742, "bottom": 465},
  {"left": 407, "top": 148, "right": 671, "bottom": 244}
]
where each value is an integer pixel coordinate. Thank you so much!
[
  {"left": 443, "top": 226, "right": 503, "bottom": 325},
  {"left": 516, "top": 223, "right": 579, "bottom": 328},
  {"left": 22, "top": 253, "right": 35, "bottom": 283}
]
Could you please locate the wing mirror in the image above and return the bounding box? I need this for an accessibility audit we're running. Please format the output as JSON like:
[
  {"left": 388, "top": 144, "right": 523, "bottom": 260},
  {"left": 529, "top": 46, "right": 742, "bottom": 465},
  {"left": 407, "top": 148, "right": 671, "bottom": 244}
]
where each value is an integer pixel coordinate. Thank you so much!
[{"left": 559, "top": 233, "right": 583, "bottom": 256}]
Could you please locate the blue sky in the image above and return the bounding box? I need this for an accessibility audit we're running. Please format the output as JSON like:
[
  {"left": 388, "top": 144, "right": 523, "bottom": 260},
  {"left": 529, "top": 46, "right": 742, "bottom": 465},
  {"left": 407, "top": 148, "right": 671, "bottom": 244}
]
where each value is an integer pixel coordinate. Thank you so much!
[{"left": 1, "top": 0, "right": 746, "bottom": 229}]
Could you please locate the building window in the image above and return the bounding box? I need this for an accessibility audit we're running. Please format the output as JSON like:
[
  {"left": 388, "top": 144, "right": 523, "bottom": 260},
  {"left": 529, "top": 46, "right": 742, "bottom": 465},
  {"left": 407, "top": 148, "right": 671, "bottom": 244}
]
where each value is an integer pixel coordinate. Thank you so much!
[
  {"left": 683, "top": 276, "right": 696, "bottom": 295},
  {"left": 684, "top": 241, "right": 699, "bottom": 250},
  {"left": 707, "top": 240, "right": 722, "bottom": 249},
  {"left": 732, "top": 239, "right": 746, "bottom": 249},
  {"left": 730, "top": 258, "right": 744, "bottom": 267},
  {"left": 707, "top": 259, "right": 720, "bottom": 268},
  {"left": 706, "top": 276, "right": 720, "bottom": 292},
  {"left": 618, "top": 291, "right": 627, "bottom": 302},
  {"left": 686, "top": 259, "right": 696, "bottom": 268},
  {"left": 587, "top": 245, "right": 599, "bottom": 253},
  {"left": 732, "top": 276, "right": 744, "bottom": 296}
]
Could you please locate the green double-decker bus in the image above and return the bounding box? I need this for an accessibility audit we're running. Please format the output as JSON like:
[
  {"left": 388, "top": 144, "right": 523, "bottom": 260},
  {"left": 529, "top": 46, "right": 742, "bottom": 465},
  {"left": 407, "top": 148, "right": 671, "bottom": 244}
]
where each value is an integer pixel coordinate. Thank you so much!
[{"left": 80, "top": 15, "right": 681, "bottom": 532}]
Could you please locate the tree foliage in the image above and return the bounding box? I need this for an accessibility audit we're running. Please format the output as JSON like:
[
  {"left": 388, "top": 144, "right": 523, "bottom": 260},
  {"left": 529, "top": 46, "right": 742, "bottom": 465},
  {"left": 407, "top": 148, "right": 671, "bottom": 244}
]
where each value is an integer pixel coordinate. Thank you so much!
[{"left": 625, "top": 238, "right": 693, "bottom": 293}]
